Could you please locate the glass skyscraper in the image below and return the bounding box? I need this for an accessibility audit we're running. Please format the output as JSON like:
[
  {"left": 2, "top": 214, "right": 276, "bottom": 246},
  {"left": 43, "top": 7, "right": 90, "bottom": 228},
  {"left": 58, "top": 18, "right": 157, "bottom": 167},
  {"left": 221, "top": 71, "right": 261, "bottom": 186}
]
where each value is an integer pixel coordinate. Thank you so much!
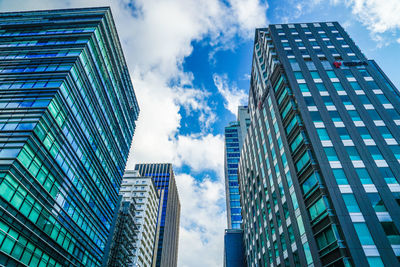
[
  {"left": 239, "top": 22, "right": 400, "bottom": 267},
  {"left": 224, "top": 106, "right": 250, "bottom": 229},
  {"left": 135, "top": 163, "right": 180, "bottom": 267},
  {"left": 0, "top": 7, "right": 139, "bottom": 266}
]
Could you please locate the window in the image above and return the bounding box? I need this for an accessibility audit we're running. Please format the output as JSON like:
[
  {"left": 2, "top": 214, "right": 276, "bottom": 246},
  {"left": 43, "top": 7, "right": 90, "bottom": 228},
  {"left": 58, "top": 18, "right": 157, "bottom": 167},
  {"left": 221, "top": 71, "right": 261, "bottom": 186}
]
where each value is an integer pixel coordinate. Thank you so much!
[
  {"left": 322, "top": 95, "right": 334, "bottom": 106},
  {"left": 317, "top": 128, "right": 330, "bottom": 140},
  {"left": 355, "top": 168, "right": 373, "bottom": 184},
  {"left": 348, "top": 110, "right": 361, "bottom": 121},
  {"left": 332, "top": 82, "right": 344, "bottom": 91},
  {"left": 354, "top": 222, "right": 375, "bottom": 245},
  {"left": 359, "top": 69, "right": 371, "bottom": 77},
  {"left": 304, "top": 96, "right": 315, "bottom": 106},
  {"left": 337, "top": 127, "right": 350, "bottom": 140},
  {"left": 346, "top": 146, "right": 361, "bottom": 161},
  {"left": 310, "top": 111, "right": 323, "bottom": 123},
  {"left": 340, "top": 95, "right": 352, "bottom": 105},
  {"left": 357, "top": 127, "right": 372, "bottom": 139},
  {"left": 290, "top": 132, "right": 304, "bottom": 152},
  {"left": 342, "top": 194, "right": 361, "bottom": 213},
  {"left": 310, "top": 71, "right": 320, "bottom": 79},
  {"left": 358, "top": 95, "right": 371, "bottom": 105},
  {"left": 367, "top": 193, "right": 387, "bottom": 212},
  {"left": 381, "top": 222, "right": 400, "bottom": 245},
  {"left": 350, "top": 81, "right": 361, "bottom": 90},
  {"left": 299, "top": 83, "right": 309, "bottom": 92},
  {"left": 378, "top": 167, "right": 398, "bottom": 184},
  {"left": 325, "top": 147, "right": 339, "bottom": 161},
  {"left": 286, "top": 116, "right": 298, "bottom": 135},
  {"left": 378, "top": 126, "right": 393, "bottom": 139},
  {"left": 294, "top": 71, "right": 304, "bottom": 79},
  {"left": 316, "top": 226, "right": 336, "bottom": 251},
  {"left": 367, "top": 146, "right": 384, "bottom": 160},
  {"left": 327, "top": 70, "right": 337, "bottom": 78},
  {"left": 309, "top": 197, "right": 327, "bottom": 221},
  {"left": 367, "top": 109, "right": 382, "bottom": 121},
  {"left": 296, "top": 151, "right": 310, "bottom": 172},
  {"left": 302, "top": 172, "right": 319, "bottom": 195},
  {"left": 329, "top": 111, "right": 341, "bottom": 122},
  {"left": 315, "top": 83, "right": 327, "bottom": 92},
  {"left": 332, "top": 169, "right": 349, "bottom": 185}
]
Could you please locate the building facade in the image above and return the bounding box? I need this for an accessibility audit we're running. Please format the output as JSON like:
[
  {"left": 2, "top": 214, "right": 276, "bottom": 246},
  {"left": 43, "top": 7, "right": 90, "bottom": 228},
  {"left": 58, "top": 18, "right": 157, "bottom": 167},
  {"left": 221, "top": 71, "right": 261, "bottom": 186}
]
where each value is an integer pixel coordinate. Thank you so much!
[
  {"left": 239, "top": 22, "right": 400, "bottom": 267},
  {"left": 224, "top": 106, "right": 250, "bottom": 229},
  {"left": 106, "top": 200, "right": 137, "bottom": 267},
  {"left": 118, "top": 170, "right": 160, "bottom": 267},
  {"left": 224, "top": 229, "right": 247, "bottom": 267},
  {"left": 0, "top": 7, "right": 139, "bottom": 266},
  {"left": 135, "top": 163, "right": 180, "bottom": 267}
]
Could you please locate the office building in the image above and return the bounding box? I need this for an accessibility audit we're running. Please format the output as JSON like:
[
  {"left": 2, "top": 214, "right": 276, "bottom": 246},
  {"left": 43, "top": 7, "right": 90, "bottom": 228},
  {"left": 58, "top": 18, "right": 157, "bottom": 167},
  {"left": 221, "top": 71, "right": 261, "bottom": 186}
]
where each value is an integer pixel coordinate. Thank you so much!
[
  {"left": 223, "top": 106, "right": 249, "bottom": 267},
  {"left": 135, "top": 163, "right": 180, "bottom": 267},
  {"left": 239, "top": 22, "right": 400, "bottom": 267},
  {"left": 223, "top": 229, "right": 247, "bottom": 267},
  {"left": 0, "top": 7, "right": 139, "bottom": 266},
  {"left": 118, "top": 170, "right": 160, "bottom": 267},
  {"left": 224, "top": 106, "right": 250, "bottom": 229},
  {"left": 105, "top": 200, "right": 137, "bottom": 267}
]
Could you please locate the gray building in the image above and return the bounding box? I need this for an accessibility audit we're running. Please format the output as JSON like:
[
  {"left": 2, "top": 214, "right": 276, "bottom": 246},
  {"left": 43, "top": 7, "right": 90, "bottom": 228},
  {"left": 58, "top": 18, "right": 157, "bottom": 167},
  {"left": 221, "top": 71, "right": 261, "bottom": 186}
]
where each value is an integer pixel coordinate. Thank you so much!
[
  {"left": 135, "top": 163, "right": 180, "bottom": 267},
  {"left": 239, "top": 22, "right": 400, "bottom": 267}
]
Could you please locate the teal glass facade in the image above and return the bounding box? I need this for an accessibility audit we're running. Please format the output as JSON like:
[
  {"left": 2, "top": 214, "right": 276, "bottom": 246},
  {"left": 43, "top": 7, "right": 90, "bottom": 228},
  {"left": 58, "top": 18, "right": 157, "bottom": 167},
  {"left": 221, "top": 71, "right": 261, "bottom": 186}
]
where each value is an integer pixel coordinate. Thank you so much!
[
  {"left": 240, "top": 22, "right": 400, "bottom": 267},
  {"left": 0, "top": 7, "right": 139, "bottom": 266}
]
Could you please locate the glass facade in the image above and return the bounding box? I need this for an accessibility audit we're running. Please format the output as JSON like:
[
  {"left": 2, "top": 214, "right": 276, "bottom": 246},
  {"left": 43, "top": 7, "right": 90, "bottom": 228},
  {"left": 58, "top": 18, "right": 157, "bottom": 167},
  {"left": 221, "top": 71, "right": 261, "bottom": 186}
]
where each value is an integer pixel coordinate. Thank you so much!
[
  {"left": 134, "top": 163, "right": 180, "bottom": 267},
  {"left": 224, "top": 106, "right": 250, "bottom": 229},
  {"left": 0, "top": 7, "right": 139, "bottom": 266},
  {"left": 240, "top": 22, "right": 400, "bottom": 267}
]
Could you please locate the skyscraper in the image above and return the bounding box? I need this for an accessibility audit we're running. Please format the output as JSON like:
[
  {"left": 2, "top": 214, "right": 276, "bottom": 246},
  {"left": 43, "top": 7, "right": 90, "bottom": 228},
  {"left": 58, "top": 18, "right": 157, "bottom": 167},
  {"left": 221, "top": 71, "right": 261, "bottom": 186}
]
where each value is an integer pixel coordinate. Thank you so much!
[
  {"left": 239, "top": 22, "right": 400, "bottom": 267},
  {"left": 224, "top": 106, "right": 250, "bottom": 229},
  {"left": 0, "top": 7, "right": 139, "bottom": 266},
  {"left": 223, "top": 106, "right": 249, "bottom": 267},
  {"left": 135, "top": 163, "right": 180, "bottom": 267}
]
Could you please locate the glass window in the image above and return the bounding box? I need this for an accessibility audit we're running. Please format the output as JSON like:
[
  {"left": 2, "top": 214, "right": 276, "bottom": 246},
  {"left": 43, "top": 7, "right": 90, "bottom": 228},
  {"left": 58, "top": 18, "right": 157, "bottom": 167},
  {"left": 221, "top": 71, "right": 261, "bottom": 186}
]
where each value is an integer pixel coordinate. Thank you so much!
[
  {"left": 332, "top": 82, "right": 344, "bottom": 91},
  {"left": 367, "top": 109, "right": 382, "bottom": 121},
  {"left": 309, "top": 197, "right": 327, "bottom": 221},
  {"left": 367, "top": 257, "right": 384, "bottom": 267},
  {"left": 379, "top": 167, "right": 398, "bottom": 184},
  {"left": 302, "top": 172, "right": 319, "bottom": 195},
  {"left": 355, "top": 168, "right": 373, "bottom": 184},
  {"left": 310, "top": 111, "right": 323, "bottom": 123},
  {"left": 367, "top": 146, "right": 384, "bottom": 160},
  {"left": 290, "top": 132, "right": 303, "bottom": 152},
  {"left": 337, "top": 127, "right": 350, "bottom": 140},
  {"left": 296, "top": 151, "right": 310, "bottom": 172},
  {"left": 367, "top": 193, "right": 387, "bottom": 212},
  {"left": 359, "top": 69, "right": 371, "bottom": 77},
  {"left": 354, "top": 222, "right": 375, "bottom": 245},
  {"left": 294, "top": 71, "right": 304, "bottom": 79},
  {"left": 346, "top": 146, "right": 361, "bottom": 161},
  {"left": 350, "top": 82, "right": 361, "bottom": 90},
  {"left": 316, "top": 226, "right": 336, "bottom": 250},
  {"left": 343, "top": 194, "right": 361, "bottom": 213},
  {"left": 303, "top": 242, "right": 313, "bottom": 265},
  {"left": 342, "top": 69, "right": 354, "bottom": 78},
  {"left": 340, "top": 95, "right": 352, "bottom": 105},
  {"left": 348, "top": 110, "right": 361, "bottom": 121},
  {"left": 378, "top": 126, "right": 394, "bottom": 139},
  {"left": 304, "top": 96, "right": 315, "bottom": 106},
  {"left": 376, "top": 94, "right": 390, "bottom": 105},
  {"left": 358, "top": 94, "right": 371, "bottom": 105},
  {"left": 333, "top": 169, "right": 349, "bottom": 185},
  {"left": 357, "top": 127, "right": 372, "bottom": 139},
  {"left": 322, "top": 95, "right": 334, "bottom": 106},
  {"left": 380, "top": 222, "right": 400, "bottom": 246},
  {"left": 299, "top": 83, "right": 309, "bottom": 92},
  {"left": 327, "top": 70, "right": 337, "bottom": 78},
  {"left": 315, "top": 83, "right": 327, "bottom": 92},
  {"left": 329, "top": 111, "right": 341, "bottom": 122},
  {"left": 324, "top": 147, "right": 339, "bottom": 161},
  {"left": 317, "top": 128, "right": 330, "bottom": 140},
  {"left": 310, "top": 71, "right": 320, "bottom": 79}
]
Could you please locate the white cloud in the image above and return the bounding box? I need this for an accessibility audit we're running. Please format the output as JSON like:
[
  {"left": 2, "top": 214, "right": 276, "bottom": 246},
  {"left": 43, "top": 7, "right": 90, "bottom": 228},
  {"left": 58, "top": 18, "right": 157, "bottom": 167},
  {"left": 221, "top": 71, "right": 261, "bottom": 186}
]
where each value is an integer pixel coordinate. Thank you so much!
[
  {"left": 346, "top": 0, "right": 400, "bottom": 34},
  {"left": 175, "top": 173, "right": 226, "bottom": 267},
  {"left": 175, "top": 134, "right": 224, "bottom": 174},
  {"left": 213, "top": 73, "right": 248, "bottom": 115},
  {"left": 0, "top": 0, "right": 268, "bottom": 266}
]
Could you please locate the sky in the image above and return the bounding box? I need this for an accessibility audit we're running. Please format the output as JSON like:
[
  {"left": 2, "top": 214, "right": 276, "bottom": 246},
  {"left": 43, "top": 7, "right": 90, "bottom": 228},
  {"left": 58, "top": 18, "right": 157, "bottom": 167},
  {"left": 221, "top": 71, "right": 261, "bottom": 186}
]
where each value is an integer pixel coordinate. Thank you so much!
[{"left": 1, "top": 0, "right": 400, "bottom": 266}]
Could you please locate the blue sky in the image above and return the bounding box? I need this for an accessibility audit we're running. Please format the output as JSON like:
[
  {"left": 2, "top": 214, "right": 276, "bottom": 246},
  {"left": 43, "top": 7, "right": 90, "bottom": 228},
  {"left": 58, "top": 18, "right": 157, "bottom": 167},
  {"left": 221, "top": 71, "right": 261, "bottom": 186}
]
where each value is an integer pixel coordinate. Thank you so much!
[{"left": 2, "top": 0, "right": 400, "bottom": 266}]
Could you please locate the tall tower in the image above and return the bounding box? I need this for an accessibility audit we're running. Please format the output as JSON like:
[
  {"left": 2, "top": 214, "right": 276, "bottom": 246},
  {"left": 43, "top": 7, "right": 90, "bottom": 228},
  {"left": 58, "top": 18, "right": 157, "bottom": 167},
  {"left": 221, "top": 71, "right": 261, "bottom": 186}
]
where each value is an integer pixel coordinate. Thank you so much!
[
  {"left": 116, "top": 170, "right": 159, "bottom": 267},
  {"left": 224, "top": 106, "right": 250, "bottom": 229},
  {"left": 0, "top": 8, "right": 139, "bottom": 266},
  {"left": 135, "top": 163, "right": 180, "bottom": 267},
  {"left": 239, "top": 22, "right": 400, "bottom": 267}
]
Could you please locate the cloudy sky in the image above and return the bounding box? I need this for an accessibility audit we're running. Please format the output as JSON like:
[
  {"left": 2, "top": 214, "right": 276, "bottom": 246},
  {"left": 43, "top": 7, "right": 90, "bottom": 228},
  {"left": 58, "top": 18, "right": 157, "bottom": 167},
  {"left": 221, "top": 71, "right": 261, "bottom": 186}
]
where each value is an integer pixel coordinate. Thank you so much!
[{"left": 2, "top": 0, "right": 400, "bottom": 266}]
